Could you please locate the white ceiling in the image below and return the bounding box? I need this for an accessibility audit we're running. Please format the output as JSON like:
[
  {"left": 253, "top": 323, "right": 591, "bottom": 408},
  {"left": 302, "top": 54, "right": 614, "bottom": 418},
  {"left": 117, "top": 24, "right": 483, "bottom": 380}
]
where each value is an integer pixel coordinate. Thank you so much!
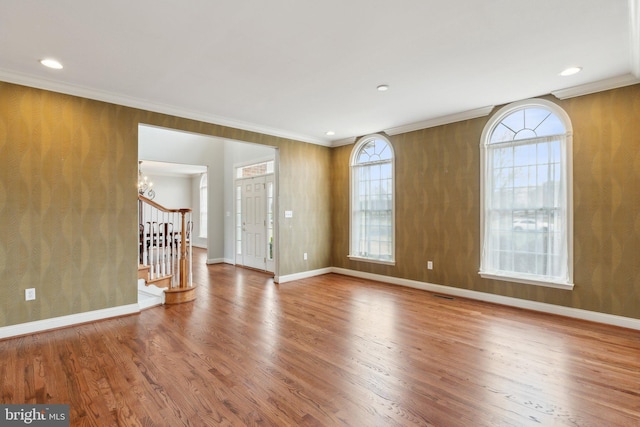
[{"left": 1, "top": 0, "right": 638, "bottom": 146}]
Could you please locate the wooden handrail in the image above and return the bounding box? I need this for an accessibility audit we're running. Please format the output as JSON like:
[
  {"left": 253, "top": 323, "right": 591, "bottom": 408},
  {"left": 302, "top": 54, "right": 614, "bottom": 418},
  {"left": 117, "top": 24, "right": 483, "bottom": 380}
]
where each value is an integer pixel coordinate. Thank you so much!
[
  {"left": 138, "top": 195, "right": 193, "bottom": 293},
  {"left": 138, "top": 195, "right": 192, "bottom": 214}
]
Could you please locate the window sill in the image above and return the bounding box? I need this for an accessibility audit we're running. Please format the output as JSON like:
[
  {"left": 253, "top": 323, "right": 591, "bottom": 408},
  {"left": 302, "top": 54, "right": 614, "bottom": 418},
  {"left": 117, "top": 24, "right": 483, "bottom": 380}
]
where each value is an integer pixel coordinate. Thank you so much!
[
  {"left": 479, "top": 271, "right": 574, "bottom": 290},
  {"left": 348, "top": 255, "right": 396, "bottom": 266}
]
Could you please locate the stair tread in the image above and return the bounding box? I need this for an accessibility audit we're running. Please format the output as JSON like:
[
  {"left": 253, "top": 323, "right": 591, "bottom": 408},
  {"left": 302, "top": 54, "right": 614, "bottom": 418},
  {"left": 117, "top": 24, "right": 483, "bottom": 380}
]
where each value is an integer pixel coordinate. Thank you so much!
[{"left": 146, "top": 275, "right": 173, "bottom": 287}]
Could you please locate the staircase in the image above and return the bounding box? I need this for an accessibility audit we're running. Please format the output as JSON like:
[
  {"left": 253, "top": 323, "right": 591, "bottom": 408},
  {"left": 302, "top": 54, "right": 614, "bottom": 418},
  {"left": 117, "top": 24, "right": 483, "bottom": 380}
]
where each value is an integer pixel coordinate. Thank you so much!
[
  {"left": 137, "top": 264, "right": 165, "bottom": 309},
  {"left": 138, "top": 195, "right": 197, "bottom": 305}
]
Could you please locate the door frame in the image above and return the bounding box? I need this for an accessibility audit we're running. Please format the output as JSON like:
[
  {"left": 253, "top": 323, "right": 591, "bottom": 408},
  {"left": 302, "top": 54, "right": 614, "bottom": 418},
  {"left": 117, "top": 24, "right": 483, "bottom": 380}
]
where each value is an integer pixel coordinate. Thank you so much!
[{"left": 233, "top": 157, "right": 277, "bottom": 273}]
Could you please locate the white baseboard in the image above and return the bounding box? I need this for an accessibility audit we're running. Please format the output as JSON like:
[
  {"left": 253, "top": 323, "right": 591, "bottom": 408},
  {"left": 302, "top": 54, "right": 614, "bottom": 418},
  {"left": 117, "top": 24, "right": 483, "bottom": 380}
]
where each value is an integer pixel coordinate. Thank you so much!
[
  {"left": 0, "top": 304, "right": 140, "bottom": 340},
  {"left": 277, "top": 266, "right": 640, "bottom": 331},
  {"left": 276, "top": 267, "right": 333, "bottom": 284},
  {"left": 4, "top": 268, "right": 636, "bottom": 340},
  {"left": 206, "top": 258, "right": 225, "bottom": 265}
]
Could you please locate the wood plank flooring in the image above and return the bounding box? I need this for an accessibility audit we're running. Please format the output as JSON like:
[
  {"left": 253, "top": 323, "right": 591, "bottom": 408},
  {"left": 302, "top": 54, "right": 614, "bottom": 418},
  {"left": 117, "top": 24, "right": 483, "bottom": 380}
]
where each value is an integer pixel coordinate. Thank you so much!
[{"left": 1, "top": 249, "right": 639, "bottom": 426}]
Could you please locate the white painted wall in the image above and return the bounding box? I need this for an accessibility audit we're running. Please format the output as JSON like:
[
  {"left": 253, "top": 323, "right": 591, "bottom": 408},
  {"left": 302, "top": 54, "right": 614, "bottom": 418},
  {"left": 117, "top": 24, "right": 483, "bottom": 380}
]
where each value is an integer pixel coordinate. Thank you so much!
[
  {"left": 139, "top": 125, "right": 223, "bottom": 259},
  {"left": 143, "top": 172, "right": 208, "bottom": 248},
  {"left": 146, "top": 173, "right": 192, "bottom": 209},
  {"left": 190, "top": 173, "right": 208, "bottom": 249}
]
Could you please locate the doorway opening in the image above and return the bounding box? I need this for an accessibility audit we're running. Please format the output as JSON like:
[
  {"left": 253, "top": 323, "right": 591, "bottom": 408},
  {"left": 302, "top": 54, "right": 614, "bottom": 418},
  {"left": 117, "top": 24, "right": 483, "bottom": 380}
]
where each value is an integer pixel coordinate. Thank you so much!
[
  {"left": 235, "top": 159, "right": 276, "bottom": 273},
  {"left": 138, "top": 123, "right": 279, "bottom": 280}
]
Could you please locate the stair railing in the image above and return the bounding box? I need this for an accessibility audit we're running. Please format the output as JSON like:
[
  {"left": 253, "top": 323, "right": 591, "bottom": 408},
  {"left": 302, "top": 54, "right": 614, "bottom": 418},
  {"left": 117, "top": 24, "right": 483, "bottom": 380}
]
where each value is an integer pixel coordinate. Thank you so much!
[{"left": 138, "top": 195, "right": 193, "bottom": 289}]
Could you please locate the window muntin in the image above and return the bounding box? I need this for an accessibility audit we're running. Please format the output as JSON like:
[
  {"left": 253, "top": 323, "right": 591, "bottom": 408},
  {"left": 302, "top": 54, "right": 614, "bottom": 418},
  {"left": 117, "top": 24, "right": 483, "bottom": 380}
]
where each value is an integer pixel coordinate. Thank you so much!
[
  {"left": 480, "top": 99, "right": 573, "bottom": 289},
  {"left": 490, "top": 107, "right": 566, "bottom": 143},
  {"left": 236, "top": 160, "right": 274, "bottom": 178},
  {"left": 349, "top": 135, "right": 395, "bottom": 264}
]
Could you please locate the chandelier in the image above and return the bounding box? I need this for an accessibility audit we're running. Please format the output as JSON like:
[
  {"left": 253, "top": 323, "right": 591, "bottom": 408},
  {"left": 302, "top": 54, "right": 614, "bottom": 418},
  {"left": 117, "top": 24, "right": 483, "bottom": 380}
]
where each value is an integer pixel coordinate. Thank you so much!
[{"left": 137, "top": 161, "right": 155, "bottom": 199}]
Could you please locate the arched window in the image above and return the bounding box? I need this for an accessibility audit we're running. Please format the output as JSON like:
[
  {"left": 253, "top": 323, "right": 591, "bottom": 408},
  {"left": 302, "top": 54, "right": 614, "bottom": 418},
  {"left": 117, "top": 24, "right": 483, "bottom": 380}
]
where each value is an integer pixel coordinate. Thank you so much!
[
  {"left": 199, "top": 173, "right": 207, "bottom": 238},
  {"left": 349, "top": 134, "right": 395, "bottom": 264},
  {"left": 479, "top": 99, "right": 573, "bottom": 289}
]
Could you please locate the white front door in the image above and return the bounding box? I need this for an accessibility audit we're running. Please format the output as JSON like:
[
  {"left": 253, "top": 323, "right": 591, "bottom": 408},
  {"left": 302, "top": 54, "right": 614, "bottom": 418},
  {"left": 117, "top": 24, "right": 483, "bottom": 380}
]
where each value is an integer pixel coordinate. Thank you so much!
[{"left": 241, "top": 176, "right": 266, "bottom": 270}]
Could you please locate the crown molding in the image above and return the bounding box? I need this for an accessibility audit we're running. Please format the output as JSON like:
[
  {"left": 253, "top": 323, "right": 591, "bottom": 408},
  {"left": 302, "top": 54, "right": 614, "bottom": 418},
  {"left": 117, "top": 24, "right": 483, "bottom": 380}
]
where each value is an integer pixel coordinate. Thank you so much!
[
  {"left": 331, "top": 137, "right": 357, "bottom": 147},
  {"left": 383, "top": 106, "right": 495, "bottom": 137},
  {"left": 5, "top": 66, "right": 639, "bottom": 150},
  {"left": 0, "top": 69, "right": 331, "bottom": 147},
  {"left": 551, "top": 73, "right": 640, "bottom": 99},
  {"left": 328, "top": 106, "right": 495, "bottom": 147},
  {"left": 631, "top": 0, "right": 640, "bottom": 78}
]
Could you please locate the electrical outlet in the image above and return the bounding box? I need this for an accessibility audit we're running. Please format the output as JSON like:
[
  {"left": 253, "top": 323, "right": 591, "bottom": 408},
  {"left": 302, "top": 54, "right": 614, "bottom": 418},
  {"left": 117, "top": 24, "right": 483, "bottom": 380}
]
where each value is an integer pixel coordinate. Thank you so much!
[
  {"left": 25, "top": 288, "right": 36, "bottom": 301},
  {"left": 303, "top": 252, "right": 308, "bottom": 260},
  {"left": 427, "top": 261, "right": 433, "bottom": 270}
]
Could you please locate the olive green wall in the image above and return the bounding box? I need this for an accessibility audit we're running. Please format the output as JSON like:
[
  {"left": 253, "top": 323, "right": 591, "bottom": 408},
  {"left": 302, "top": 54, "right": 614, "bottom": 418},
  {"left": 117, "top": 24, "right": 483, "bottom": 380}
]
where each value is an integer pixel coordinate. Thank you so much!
[
  {"left": 0, "top": 82, "right": 332, "bottom": 328},
  {"left": 331, "top": 85, "right": 640, "bottom": 320}
]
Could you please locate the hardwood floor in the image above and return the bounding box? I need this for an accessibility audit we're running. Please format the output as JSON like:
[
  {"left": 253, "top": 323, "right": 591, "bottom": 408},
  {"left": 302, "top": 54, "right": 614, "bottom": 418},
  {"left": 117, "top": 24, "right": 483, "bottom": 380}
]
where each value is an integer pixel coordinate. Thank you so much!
[{"left": 1, "top": 249, "right": 639, "bottom": 426}]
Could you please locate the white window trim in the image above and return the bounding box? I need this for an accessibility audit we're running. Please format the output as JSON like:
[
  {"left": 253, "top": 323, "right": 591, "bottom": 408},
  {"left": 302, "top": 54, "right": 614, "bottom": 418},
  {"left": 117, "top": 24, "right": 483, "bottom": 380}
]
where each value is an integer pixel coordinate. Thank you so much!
[
  {"left": 347, "top": 255, "right": 396, "bottom": 266},
  {"left": 479, "top": 99, "right": 574, "bottom": 290},
  {"left": 349, "top": 133, "right": 396, "bottom": 265}
]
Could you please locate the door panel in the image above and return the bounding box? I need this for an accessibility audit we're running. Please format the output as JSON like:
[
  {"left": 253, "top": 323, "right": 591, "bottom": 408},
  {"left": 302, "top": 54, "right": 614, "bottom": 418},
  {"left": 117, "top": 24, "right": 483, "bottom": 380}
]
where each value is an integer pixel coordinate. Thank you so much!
[{"left": 241, "top": 177, "right": 266, "bottom": 270}]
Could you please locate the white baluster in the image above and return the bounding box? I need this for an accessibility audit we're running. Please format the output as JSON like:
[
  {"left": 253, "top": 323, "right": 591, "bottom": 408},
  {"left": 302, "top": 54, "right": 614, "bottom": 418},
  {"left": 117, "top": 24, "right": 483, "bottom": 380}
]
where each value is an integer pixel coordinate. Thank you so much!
[
  {"left": 166, "top": 220, "right": 171, "bottom": 277},
  {"left": 160, "top": 216, "right": 166, "bottom": 277},
  {"left": 153, "top": 211, "right": 159, "bottom": 279}
]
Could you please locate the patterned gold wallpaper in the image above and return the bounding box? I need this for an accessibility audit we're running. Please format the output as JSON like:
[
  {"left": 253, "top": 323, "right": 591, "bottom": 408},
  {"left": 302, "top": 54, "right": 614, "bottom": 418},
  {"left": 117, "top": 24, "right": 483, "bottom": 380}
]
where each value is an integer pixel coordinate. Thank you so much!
[
  {"left": 0, "top": 84, "right": 138, "bottom": 326},
  {"left": 0, "top": 82, "right": 332, "bottom": 327},
  {"left": 331, "top": 85, "right": 640, "bottom": 320},
  {"left": 2, "top": 80, "right": 638, "bottom": 328},
  {"left": 277, "top": 139, "right": 332, "bottom": 274}
]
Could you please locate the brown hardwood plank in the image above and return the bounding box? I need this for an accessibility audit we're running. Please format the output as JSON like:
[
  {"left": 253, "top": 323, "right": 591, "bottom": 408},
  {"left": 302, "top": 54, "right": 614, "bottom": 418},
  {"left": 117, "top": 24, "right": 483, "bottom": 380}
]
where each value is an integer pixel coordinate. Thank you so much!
[{"left": 1, "top": 248, "right": 639, "bottom": 426}]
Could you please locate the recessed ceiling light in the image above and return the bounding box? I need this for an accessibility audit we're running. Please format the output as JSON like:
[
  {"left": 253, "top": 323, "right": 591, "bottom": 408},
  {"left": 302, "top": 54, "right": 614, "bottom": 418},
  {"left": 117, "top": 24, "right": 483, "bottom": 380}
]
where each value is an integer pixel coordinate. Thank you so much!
[
  {"left": 377, "top": 84, "right": 389, "bottom": 92},
  {"left": 325, "top": 131, "right": 335, "bottom": 136},
  {"left": 559, "top": 67, "right": 582, "bottom": 77},
  {"left": 40, "top": 58, "right": 63, "bottom": 69}
]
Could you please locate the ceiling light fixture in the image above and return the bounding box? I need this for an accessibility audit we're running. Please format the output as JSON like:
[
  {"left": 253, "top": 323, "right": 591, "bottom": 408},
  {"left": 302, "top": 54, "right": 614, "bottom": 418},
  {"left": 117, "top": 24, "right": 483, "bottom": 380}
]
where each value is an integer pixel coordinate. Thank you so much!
[
  {"left": 559, "top": 67, "right": 582, "bottom": 77},
  {"left": 138, "top": 161, "right": 155, "bottom": 199},
  {"left": 40, "top": 58, "right": 63, "bottom": 69},
  {"left": 325, "top": 131, "right": 335, "bottom": 136},
  {"left": 377, "top": 84, "right": 389, "bottom": 92}
]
